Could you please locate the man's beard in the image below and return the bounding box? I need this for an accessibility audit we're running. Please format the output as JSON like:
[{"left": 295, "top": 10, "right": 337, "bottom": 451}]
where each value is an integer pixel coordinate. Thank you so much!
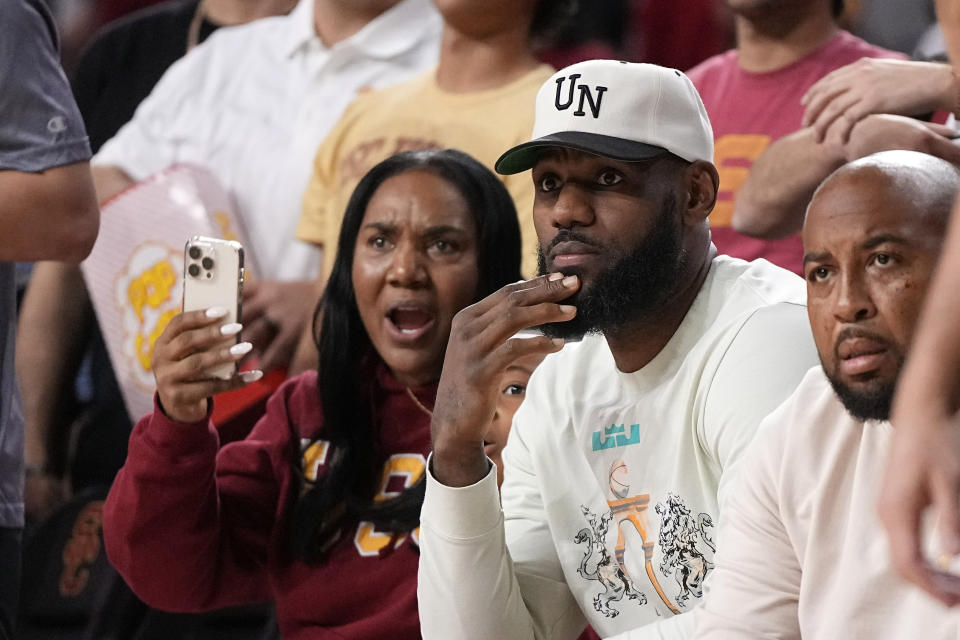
[
  {"left": 536, "top": 194, "right": 685, "bottom": 340},
  {"left": 823, "top": 342, "right": 903, "bottom": 422}
]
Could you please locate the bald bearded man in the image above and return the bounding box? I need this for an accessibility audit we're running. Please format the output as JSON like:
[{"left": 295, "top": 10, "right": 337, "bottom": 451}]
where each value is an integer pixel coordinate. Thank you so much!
[{"left": 693, "top": 150, "right": 960, "bottom": 639}]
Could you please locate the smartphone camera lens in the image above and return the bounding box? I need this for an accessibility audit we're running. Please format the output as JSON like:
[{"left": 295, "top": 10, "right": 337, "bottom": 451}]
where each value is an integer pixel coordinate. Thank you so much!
[
  {"left": 202, "top": 257, "right": 214, "bottom": 270},
  {"left": 188, "top": 246, "right": 202, "bottom": 260},
  {"left": 188, "top": 263, "right": 200, "bottom": 277}
]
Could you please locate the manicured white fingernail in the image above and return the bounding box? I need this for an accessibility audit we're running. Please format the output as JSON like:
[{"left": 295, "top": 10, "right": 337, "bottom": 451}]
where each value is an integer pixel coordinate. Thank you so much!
[
  {"left": 552, "top": 338, "right": 564, "bottom": 347},
  {"left": 206, "top": 306, "right": 228, "bottom": 318},
  {"left": 559, "top": 305, "right": 576, "bottom": 314},
  {"left": 240, "top": 370, "right": 263, "bottom": 383},
  {"left": 548, "top": 272, "right": 564, "bottom": 281},
  {"left": 562, "top": 275, "right": 578, "bottom": 287},
  {"left": 220, "top": 323, "right": 242, "bottom": 336},
  {"left": 229, "top": 341, "right": 253, "bottom": 356}
]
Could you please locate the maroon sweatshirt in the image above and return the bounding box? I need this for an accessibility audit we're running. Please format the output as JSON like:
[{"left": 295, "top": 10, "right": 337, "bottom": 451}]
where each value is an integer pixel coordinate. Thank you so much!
[{"left": 103, "top": 366, "right": 436, "bottom": 639}]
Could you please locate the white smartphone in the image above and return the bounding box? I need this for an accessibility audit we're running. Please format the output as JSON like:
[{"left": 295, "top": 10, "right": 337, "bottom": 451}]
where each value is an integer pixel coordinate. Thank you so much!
[{"left": 182, "top": 236, "right": 245, "bottom": 380}]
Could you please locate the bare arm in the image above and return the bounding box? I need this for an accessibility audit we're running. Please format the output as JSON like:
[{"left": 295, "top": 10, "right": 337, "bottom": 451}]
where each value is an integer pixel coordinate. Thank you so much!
[
  {"left": 0, "top": 162, "right": 100, "bottom": 262},
  {"left": 879, "top": 196, "right": 960, "bottom": 606},
  {"left": 17, "top": 262, "right": 92, "bottom": 519},
  {"left": 731, "top": 128, "right": 846, "bottom": 239},
  {"left": 735, "top": 115, "right": 960, "bottom": 240},
  {"left": 17, "top": 163, "right": 133, "bottom": 518}
]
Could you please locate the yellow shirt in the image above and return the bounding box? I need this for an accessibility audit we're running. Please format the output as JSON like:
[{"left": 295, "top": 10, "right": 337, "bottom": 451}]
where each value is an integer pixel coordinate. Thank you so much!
[{"left": 297, "top": 64, "right": 554, "bottom": 278}]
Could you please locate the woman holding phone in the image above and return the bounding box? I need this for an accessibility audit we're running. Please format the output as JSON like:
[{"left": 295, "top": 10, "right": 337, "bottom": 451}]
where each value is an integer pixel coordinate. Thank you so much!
[{"left": 103, "top": 149, "right": 523, "bottom": 639}]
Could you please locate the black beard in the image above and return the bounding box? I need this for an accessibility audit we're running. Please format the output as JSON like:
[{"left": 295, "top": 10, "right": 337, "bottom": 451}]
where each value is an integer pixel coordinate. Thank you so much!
[
  {"left": 536, "top": 194, "right": 685, "bottom": 340},
  {"left": 827, "top": 375, "right": 895, "bottom": 422}
]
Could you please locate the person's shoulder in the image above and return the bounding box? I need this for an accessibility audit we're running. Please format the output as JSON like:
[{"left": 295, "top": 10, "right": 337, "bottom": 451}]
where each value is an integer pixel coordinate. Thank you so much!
[
  {"left": 711, "top": 255, "right": 807, "bottom": 309},
  {"left": 751, "top": 366, "right": 860, "bottom": 472},
  {"left": 176, "top": 6, "right": 291, "bottom": 69},
  {"left": 685, "top": 49, "right": 737, "bottom": 86},
  {"left": 831, "top": 30, "right": 909, "bottom": 62},
  {"left": 748, "top": 366, "right": 830, "bottom": 441}
]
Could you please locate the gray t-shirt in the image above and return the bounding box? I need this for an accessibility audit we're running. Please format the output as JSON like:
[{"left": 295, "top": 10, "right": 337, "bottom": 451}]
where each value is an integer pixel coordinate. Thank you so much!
[{"left": 0, "top": 0, "right": 92, "bottom": 528}]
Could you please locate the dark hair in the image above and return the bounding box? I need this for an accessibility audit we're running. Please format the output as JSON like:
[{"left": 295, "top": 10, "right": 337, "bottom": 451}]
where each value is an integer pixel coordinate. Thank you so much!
[
  {"left": 832, "top": 0, "right": 844, "bottom": 18},
  {"left": 290, "top": 149, "right": 522, "bottom": 563}
]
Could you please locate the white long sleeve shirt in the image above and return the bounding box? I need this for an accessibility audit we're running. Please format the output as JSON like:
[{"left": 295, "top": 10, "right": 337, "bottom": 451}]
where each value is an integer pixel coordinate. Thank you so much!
[
  {"left": 94, "top": 0, "right": 441, "bottom": 281},
  {"left": 418, "top": 256, "right": 820, "bottom": 639},
  {"left": 693, "top": 366, "right": 960, "bottom": 639}
]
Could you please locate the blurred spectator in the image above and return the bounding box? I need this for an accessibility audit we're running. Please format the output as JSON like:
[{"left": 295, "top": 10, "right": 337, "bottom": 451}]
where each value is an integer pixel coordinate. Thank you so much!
[
  {"left": 74, "top": 0, "right": 296, "bottom": 153},
  {"left": 0, "top": 0, "right": 100, "bottom": 635},
  {"left": 298, "top": 0, "right": 555, "bottom": 282},
  {"left": 687, "top": 0, "right": 907, "bottom": 275}
]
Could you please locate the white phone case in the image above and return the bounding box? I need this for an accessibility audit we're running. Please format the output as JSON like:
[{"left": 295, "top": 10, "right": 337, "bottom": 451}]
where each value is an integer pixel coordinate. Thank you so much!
[{"left": 182, "top": 236, "right": 244, "bottom": 380}]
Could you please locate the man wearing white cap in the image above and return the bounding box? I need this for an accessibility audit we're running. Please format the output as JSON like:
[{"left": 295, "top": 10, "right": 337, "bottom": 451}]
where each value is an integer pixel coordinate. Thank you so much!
[{"left": 417, "top": 60, "right": 819, "bottom": 638}]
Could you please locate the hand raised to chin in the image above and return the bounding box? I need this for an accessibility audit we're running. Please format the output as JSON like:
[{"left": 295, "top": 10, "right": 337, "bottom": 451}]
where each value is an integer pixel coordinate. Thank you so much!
[{"left": 430, "top": 273, "right": 579, "bottom": 487}]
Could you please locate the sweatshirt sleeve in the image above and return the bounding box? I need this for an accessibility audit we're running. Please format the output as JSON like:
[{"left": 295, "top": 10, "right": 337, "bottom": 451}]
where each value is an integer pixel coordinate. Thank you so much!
[
  {"left": 692, "top": 412, "right": 802, "bottom": 639},
  {"left": 103, "top": 385, "right": 301, "bottom": 612},
  {"left": 418, "top": 392, "right": 586, "bottom": 640}
]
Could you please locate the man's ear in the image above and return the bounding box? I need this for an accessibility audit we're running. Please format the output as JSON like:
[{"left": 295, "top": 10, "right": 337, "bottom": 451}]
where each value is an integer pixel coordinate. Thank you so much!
[{"left": 682, "top": 160, "right": 719, "bottom": 225}]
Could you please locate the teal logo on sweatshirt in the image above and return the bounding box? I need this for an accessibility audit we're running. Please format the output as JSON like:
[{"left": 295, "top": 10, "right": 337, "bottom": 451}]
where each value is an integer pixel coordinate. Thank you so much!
[{"left": 592, "top": 423, "right": 641, "bottom": 451}]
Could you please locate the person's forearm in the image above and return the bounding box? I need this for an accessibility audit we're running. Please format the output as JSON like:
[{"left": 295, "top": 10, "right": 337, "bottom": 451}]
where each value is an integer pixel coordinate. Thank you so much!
[
  {"left": 0, "top": 162, "right": 100, "bottom": 262},
  {"left": 17, "top": 262, "right": 93, "bottom": 473},
  {"left": 894, "top": 202, "right": 960, "bottom": 417},
  {"left": 732, "top": 128, "right": 845, "bottom": 239}
]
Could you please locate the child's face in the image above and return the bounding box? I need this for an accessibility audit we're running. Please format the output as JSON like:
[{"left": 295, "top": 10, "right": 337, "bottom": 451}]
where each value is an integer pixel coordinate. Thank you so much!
[{"left": 484, "top": 351, "right": 547, "bottom": 488}]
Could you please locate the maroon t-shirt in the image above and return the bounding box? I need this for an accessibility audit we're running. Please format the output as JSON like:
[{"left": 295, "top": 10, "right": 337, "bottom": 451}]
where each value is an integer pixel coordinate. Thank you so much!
[
  {"left": 104, "top": 365, "right": 435, "bottom": 639},
  {"left": 686, "top": 31, "right": 904, "bottom": 275}
]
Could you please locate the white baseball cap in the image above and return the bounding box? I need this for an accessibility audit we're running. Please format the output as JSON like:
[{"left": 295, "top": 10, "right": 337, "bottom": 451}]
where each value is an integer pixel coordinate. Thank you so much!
[{"left": 495, "top": 60, "right": 714, "bottom": 175}]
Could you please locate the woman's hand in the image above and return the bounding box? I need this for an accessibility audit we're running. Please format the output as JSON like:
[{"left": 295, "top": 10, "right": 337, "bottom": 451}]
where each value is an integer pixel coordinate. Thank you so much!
[
  {"left": 152, "top": 307, "right": 263, "bottom": 423},
  {"left": 430, "top": 273, "right": 579, "bottom": 487},
  {"left": 801, "top": 58, "right": 957, "bottom": 145}
]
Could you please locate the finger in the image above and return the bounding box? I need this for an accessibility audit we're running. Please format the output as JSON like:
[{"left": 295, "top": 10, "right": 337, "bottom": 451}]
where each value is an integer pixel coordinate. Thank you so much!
[
  {"left": 484, "top": 335, "right": 565, "bottom": 377},
  {"left": 811, "top": 92, "right": 860, "bottom": 143},
  {"left": 163, "top": 370, "right": 264, "bottom": 408},
  {"left": 163, "top": 320, "right": 244, "bottom": 362},
  {"left": 802, "top": 82, "right": 849, "bottom": 128},
  {"left": 158, "top": 307, "right": 230, "bottom": 348},
  {"left": 879, "top": 486, "right": 951, "bottom": 603},
  {"left": 473, "top": 273, "right": 579, "bottom": 326},
  {"left": 476, "top": 300, "right": 577, "bottom": 353},
  {"left": 162, "top": 340, "right": 253, "bottom": 385},
  {"left": 466, "top": 273, "right": 567, "bottom": 318}
]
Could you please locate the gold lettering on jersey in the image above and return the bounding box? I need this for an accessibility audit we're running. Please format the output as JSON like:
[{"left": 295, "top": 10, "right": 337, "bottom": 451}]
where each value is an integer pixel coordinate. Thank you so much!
[
  {"left": 354, "top": 453, "right": 426, "bottom": 557},
  {"left": 710, "top": 134, "right": 771, "bottom": 228}
]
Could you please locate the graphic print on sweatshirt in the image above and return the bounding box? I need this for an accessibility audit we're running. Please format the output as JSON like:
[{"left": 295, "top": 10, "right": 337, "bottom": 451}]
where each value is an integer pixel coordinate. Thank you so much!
[
  {"left": 573, "top": 459, "right": 716, "bottom": 617},
  {"left": 301, "top": 439, "right": 425, "bottom": 555}
]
